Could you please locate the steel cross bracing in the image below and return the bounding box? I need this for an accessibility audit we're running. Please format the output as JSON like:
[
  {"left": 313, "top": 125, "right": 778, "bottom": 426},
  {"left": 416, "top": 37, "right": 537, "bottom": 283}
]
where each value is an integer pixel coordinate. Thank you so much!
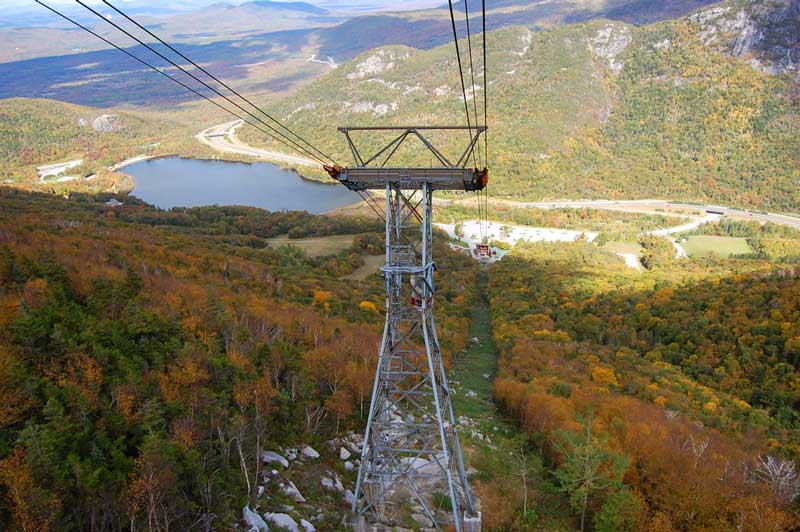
[
  {"left": 325, "top": 126, "right": 488, "bottom": 192},
  {"left": 330, "top": 127, "right": 485, "bottom": 532}
]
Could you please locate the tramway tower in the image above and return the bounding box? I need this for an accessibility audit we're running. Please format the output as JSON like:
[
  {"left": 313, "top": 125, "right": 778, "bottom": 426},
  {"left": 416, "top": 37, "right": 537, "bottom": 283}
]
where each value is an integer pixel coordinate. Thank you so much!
[{"left": 325, "top": 126, "right": 487, "bottom": 532}]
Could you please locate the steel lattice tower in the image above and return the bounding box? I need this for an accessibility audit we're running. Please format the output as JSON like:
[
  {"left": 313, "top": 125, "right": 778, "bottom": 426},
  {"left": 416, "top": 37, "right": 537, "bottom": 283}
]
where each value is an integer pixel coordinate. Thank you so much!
[{"left": 325, "top": 126, "right": 486, "bottom": 531}]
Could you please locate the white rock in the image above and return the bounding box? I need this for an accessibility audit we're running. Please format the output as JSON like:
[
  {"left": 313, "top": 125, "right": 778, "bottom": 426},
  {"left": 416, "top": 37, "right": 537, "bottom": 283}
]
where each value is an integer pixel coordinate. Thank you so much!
[
  {"left": 321, "top": 477, "right": 336, "bottom": 491},
  {"left": 300, "top": 445, "right": 320, "bottom": 459},
  {"left": 264, "top": 513, "right": 299, "bottom": 532},
  {"left": 339, "top": 447, "right": 351, "bottom": 460},
  {"left": 483, "top": 373, "right": 491, "bottom": 380},
  {"left": 466, "top": 390, "right": 478, "bottom": 398},
  {"left": 261, "top": 451, "right": 288, "bottom": 469},
  {"left": 346, "top": 441, "right": 361, "bottom": 454},
  {"left": 300, "top": 519, "right": 315, "bottom": 532},
  {"left": 242, "top": 506, "right": 269, "bottom": 531},
  {"left": 410, "top": 513, "right": 432, "bottom": 527},
  {"left": 344, "top": 461, "right": 355, "bottom": 471},
  {"left": 344, "top": 489, "right": 357, "bottom": 506},
  {"left": 281, "top": 480, "right": 306, "bottom": 503}
]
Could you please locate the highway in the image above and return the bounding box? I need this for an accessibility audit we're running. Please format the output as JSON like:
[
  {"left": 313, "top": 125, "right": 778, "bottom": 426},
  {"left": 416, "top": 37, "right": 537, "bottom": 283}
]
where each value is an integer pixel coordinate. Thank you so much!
[
  {"left": 512, "top": 199, "right": 800, "bottom": 230},
  {"left": 197, "top": 120, "right": 317, "bottom": 168},
  {"left": 445, "top": 197, "right": 800, "bottom": 231}
]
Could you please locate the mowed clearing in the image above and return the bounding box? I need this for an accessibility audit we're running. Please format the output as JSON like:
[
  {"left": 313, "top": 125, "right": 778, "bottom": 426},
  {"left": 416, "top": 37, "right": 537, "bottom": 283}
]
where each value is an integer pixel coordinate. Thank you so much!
[
  {"left": 342, "top": 254, "right": 384, "bottom": 281},
  {"left": 682, "top": 236, "right": 752, "bottom": 258},
  {"left": 267, "top": 234, "right": 355, "bottom": 257}
]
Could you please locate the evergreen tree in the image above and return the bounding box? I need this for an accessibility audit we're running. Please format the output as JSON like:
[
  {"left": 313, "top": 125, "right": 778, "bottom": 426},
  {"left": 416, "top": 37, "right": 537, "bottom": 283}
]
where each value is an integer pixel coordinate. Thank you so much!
[{"left": 553, "top": 411, "right": 628, "bottom": 532}]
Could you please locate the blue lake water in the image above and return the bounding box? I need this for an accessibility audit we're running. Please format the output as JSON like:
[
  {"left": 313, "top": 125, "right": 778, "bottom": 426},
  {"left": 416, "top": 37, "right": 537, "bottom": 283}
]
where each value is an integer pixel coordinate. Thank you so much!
[{"left": 127, "top": 157, "right": 359, "bottom": 214}]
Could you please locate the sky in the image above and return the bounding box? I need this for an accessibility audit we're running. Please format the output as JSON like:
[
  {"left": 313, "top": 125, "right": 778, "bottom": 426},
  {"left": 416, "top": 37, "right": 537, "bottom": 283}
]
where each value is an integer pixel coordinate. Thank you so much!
[{"left": 0, "top": 0, "right": 444, "bottom": 7}]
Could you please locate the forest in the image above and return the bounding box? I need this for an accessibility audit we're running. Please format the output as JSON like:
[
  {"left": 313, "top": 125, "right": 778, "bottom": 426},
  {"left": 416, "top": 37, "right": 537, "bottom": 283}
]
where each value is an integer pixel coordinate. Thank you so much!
[
  {"left": 0, "top": 188, "right": 478, "bottom": 530},
  {"left": 2, "top": 186, "right": 800, "bottom": 532},
  {"left": 486, "top": 240, "right": 800, "bottom": 531}
]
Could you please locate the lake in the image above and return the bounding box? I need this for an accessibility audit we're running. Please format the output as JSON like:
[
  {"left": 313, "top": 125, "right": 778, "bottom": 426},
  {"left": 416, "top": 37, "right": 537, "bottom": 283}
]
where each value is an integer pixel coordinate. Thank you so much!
[{"left": 127, "top": 157, "right": 359, "bottom": 214}]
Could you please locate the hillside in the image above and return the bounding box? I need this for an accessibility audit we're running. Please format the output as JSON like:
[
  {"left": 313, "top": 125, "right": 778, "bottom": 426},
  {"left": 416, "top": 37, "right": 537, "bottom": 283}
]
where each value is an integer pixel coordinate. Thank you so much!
[
  {"left": 0, "top": 187, "right": 799, "bottom": 530},
  {"left": 0, "top": 98, "right": 210, "bottom": 194},
  {"left": 488, "top": 240, "right": 800, "bottom": 530},
  {"left": 239, "top": 0, "right": 799, "bottom": 211},
  {"left": 0, "top": 187, "right": 479, "bottom": 531}
]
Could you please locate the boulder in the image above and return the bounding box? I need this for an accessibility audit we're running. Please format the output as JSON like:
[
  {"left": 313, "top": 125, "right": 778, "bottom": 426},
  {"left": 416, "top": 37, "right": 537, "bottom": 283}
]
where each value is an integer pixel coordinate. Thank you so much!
[
  {"left": 344, "top": 461, "right": 355, "bottom": 472},
  {"left": 300, "top": 445, "right": 319, "bottom": 459},
  {"left": 344, "top": 489, "right": 357, "bottom": 506},
  {"left": 91, "top": 114, "right": 120, "bottom": 133},
  {"left": 321, "top": 477, "right": 336, "bottom": 491},
  {"left": 264, "top": 513, "right": 299, "bottom": 532},
  {"left": 281, "top": 480, "right": 306, "bottom": 503},
  {"left": 339, "top": 447, "right": 351, "bottom": 460},
  {"left": 300, "top": 519, "right": 316, "bottom": 532},
  {"left": 410, "top": 513, "right": 432, "bottom": 527},
  {"left": 261, "top": 451, "right": 288, "bottom": 469},
  {"left": 242, "top": 506, "right": 269, "bottom": 531}
]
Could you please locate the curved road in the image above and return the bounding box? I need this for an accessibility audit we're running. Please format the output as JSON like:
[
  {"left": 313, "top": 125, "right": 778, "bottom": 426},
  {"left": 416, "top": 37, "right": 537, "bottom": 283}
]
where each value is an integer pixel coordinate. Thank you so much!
[
  {"left": 197, "top": 122, "right": 800, "bottom": 231},
  {"left": 197, "top": 120, "right": 317, "bottom": 167}
]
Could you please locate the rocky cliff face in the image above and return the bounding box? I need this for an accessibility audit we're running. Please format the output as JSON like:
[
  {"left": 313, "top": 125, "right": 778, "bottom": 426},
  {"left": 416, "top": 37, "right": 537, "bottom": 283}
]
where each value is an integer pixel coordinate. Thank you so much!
[{"left": 690, "top": 0, "right": 799, "bottom": 79}]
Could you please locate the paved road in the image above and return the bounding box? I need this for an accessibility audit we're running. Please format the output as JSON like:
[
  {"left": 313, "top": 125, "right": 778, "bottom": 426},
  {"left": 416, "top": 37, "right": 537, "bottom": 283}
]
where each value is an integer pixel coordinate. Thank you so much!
[
  {"left": 198, "top": 120, "right": 317, "bottom": 167},
  {"left": 648, "top": 213, "right": 721, "bottom": 236}
]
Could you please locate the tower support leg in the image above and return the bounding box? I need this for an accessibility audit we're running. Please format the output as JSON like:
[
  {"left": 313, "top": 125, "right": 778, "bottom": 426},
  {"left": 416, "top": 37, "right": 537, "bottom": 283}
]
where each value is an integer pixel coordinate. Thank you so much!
[{"left": 353, "top": 182, "right": 478, "bottom": 531}]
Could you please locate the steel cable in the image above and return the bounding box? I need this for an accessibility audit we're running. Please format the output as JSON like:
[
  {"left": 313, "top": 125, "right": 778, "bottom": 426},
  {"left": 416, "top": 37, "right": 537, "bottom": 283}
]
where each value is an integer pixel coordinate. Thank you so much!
[
  {"left": 74, "top": 0, "right": 327, "bottom": 166},
  {"left": 101, "top": 0, "right": 337, "bottom": 166}
]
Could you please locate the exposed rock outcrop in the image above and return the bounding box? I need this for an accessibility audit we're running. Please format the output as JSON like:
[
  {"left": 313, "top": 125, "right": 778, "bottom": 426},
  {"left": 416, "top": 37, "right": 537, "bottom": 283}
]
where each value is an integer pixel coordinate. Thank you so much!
[
  {"left": 587, "top": 23, "right": 633, "bottom": 74},
  {"left": 690, "top": 0, "right": 799, "bottom": 79},
  {"left": 91, "top": 114, "right": 121, "bottom": 132}
]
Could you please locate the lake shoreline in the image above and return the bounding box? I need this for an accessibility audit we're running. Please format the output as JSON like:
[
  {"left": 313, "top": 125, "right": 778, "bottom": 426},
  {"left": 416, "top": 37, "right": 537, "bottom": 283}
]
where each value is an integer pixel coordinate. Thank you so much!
[
  {"left": 123, "top": 156, "right": 359, "bottom": 214},
  {"left": 115, "top": 153, "right": 339, "bottom": 195}
]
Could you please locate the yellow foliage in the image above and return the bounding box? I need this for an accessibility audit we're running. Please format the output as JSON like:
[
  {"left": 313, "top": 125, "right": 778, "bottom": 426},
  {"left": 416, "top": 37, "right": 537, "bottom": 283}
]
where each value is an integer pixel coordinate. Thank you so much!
[
  {"left": 591, "top": 366, "right": 619, "bottom": 387},
  {"left": 358, "top": 300, "right": 378, "bottom": 313},
  {"left": 703, "top": 400, "right": 718, "bottom": 413},
  {"left": 654, "top": 396, "right": 667, "bottom": 407}
]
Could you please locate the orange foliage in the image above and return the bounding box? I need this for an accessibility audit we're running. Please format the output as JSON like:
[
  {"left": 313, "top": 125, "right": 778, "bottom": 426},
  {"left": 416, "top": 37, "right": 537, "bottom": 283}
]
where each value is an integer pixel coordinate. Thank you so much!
[
  {"left": 21, "top": 278, "right": 49, "bottom": 310},
  {"left": 0, "top": 448, "right": 61, "bottom": 532}
]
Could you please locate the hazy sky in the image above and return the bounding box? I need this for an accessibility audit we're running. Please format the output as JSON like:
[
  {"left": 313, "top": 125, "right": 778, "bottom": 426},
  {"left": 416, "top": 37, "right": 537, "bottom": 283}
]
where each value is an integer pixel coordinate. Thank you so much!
[{"left": 2, "top": 0, "right": 445, "bottom": 7}]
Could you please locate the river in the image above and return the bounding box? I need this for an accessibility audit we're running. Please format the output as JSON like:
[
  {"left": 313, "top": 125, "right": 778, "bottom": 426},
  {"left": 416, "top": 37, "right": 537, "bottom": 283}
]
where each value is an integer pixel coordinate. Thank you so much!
[{"left": 127, "top": 157, "right": 359, "bottom": 214}]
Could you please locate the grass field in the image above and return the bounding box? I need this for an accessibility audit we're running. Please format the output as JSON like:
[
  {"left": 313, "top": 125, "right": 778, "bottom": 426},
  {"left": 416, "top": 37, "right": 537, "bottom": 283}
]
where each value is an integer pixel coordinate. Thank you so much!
[
  {"left": 682, "top": 236, "right": 753, "bottom": 258},
  {"left": 341, "top": 254, "right": 384, "bottom": 281},
  {"left": 267, "top": 233, "right": 356, "bottom": 257}
]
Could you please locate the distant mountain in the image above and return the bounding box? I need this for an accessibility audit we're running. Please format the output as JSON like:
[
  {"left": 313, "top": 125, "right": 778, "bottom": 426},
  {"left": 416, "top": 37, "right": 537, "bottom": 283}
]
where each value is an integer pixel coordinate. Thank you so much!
[
  {"left": 0, "top": 0, "right": 342, "bottom": 63},
  {"left": 244, "top": 0, "right": 328, "bottom": 14},
  {"left": 0, "top": 0, "right": 727, "bottom": 63}
]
